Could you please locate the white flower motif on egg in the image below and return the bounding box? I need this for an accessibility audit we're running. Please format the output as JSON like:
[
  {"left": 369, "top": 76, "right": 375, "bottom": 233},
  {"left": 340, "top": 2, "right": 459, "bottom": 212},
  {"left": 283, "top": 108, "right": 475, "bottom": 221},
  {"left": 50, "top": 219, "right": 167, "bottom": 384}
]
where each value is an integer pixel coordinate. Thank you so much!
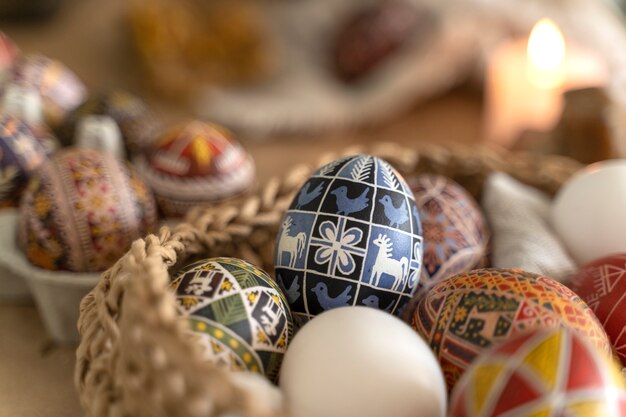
[{"left": 275, "top": 155, "right": 423, "bottom": 323}]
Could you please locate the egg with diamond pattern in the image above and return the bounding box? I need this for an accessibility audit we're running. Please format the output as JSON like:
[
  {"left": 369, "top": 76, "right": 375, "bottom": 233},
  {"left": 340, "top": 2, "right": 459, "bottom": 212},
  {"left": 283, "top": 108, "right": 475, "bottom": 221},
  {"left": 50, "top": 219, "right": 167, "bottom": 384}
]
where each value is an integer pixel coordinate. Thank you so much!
[{"left": 274, "top": 155, "right": 423, "bottom": 324}]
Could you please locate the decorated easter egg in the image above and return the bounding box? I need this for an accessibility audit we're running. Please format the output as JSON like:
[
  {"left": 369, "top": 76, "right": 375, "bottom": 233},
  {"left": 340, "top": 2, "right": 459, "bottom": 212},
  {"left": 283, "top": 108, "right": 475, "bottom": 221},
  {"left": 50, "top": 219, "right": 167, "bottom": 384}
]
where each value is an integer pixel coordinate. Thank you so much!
[
  {"left": 55, "top": 89, "right": 161, "bottom": 153},
  {"left": 413, "top": 268, "right": 611, "bottom": 391},
  {"left": 18, "top": 148, "right": 158, "bottom": 272},
  {"left": 569, "top": 253, "right": 626, "bottom": 365},
  {"left": 333, "top": 0, "right": 436, "bottom": 83},
  {"left": 170, "top": 257, "right": 293, "bottom": 381},
  {"left": 0, "top": 114, "right": 48, "bottom": 207},
  {"left": 274, "top": 155, "right": 423, "bottom": 324},
  {"left": 409, "top": 174, "right": 488, "bottom": 297},
  {"left": 450, "top": 327, "right": 626, "bottom": 417},
  {"left": 1, "top": 84, "right": 60, "bottom": 155},
  {"left": 280, "top": 307, "right": 446, "bottom": 417},
  {"left": 552, "top": 160, "right": 626, "bottom": 264},
  {"left": 135, "top": 120, "right": 255, "bottom": 217},
  {"left": 9, "top": 54, "right": 86, "bottom": 127}
]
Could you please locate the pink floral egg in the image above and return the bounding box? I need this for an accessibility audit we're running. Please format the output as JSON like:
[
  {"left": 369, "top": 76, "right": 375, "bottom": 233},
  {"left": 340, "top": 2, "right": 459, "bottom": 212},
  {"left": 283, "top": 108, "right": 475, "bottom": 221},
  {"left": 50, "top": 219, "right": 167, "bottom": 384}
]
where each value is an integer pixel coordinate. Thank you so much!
[
  {"left": 409, "top": 174, "right": 488, "bottom": 297},
  {"left": 135, "top": 120, "right": 255, "bottom": 217},
  {"left": 18, "top": 148, "right": 158, "bottom": 272},
  {"left": 569, "top": 253, "right": 626, "bottom": 365}
]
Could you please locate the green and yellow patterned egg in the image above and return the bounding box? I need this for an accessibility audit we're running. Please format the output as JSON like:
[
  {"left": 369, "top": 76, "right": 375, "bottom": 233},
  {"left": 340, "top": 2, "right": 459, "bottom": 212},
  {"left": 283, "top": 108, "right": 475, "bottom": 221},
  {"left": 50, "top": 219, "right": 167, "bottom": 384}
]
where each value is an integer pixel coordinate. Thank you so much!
[{"left": 170, "top": 257, "right": 294, "bottom": 382}]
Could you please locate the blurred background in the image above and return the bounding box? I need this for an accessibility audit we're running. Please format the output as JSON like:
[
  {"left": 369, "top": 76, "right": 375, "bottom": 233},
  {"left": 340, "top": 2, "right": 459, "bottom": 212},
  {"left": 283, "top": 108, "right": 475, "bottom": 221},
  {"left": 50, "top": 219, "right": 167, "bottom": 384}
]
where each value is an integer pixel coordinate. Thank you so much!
[{"left": 0, "top": 0, "right": 489, "bottom": 181}]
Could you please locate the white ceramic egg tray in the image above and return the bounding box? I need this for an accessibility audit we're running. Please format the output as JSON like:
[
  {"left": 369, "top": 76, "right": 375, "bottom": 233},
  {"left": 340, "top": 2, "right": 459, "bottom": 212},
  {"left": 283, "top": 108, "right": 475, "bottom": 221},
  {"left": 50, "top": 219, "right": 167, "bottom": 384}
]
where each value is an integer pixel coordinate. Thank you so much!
[
  {"left": 0, "top": 210, "right": 99, "bottom": 344},
  {"left": 0, "top": 212, "right": 181, "bottom": 345},
  {"left": 0, "top": 209, "right": 31, "bottom": 301}
]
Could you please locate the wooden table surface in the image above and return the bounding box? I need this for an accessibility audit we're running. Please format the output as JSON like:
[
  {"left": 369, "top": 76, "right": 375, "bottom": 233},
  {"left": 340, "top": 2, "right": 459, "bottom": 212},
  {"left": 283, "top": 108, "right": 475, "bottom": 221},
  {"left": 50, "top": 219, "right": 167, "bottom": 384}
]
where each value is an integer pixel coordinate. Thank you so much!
[{"left": 0, "top": 1, "right": 483, "bottom": 416}]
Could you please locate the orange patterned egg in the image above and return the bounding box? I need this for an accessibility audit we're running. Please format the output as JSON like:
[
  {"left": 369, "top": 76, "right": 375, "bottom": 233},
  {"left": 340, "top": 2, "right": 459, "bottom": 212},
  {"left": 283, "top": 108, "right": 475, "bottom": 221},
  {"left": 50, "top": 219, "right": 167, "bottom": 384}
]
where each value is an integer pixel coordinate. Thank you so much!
[
  {"left": 18, "top": 148, "right": 158, "bottom": 272},
  {"left": 135, "top": 120, "right": 255, "bottom": 217},
  {"left": 450, "top": 327, "right": 626, "bottom": 417},
  {"left": 412, "top": 268, "right": 611, "bottom": 392}
]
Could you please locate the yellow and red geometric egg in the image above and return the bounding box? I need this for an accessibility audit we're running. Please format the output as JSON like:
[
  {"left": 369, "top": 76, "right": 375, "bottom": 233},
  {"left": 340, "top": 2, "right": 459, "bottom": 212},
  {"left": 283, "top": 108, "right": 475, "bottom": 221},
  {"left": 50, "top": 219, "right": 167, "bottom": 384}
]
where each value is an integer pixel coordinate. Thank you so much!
[{"left": 449, "top": 327, "right": 626, "bottom": 417}]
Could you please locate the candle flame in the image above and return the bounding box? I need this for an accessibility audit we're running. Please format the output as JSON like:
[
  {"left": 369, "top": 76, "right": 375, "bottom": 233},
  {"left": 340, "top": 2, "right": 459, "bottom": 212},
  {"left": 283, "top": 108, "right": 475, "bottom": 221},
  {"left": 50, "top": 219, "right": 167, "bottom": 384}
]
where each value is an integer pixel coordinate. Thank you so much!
[{"left": 527, "top": 18, "right": 566, "bottom": 89}]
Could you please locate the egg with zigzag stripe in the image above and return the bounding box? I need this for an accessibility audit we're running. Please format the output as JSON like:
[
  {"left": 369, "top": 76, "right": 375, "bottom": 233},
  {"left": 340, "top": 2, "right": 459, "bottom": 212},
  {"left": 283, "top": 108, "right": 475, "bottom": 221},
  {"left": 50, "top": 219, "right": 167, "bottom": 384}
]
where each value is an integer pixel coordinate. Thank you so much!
[{"left": 274, "top": 155, "right": 423, "bottom": 325}]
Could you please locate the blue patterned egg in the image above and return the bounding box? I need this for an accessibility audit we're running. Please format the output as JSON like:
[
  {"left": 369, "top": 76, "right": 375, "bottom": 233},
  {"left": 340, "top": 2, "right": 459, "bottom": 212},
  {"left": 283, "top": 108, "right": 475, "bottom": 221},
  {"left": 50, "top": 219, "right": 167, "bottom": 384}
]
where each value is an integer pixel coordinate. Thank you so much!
[
  {"left": 274, "top": 155, "right": 423, "bottom": 324},
  {"left": 171, "top": 257, "right": 294, "bottom": 382},
  {"left": 0, "top": 114, "right": 48, "bottom": 207}
]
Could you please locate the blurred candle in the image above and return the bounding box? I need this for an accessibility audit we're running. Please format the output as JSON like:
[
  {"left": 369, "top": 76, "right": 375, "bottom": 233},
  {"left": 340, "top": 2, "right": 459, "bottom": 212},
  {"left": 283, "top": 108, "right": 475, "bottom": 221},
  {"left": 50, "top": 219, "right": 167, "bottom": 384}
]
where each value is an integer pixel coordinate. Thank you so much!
[{"left": 485, "top": 18, "right": 608, "bottom": 147}]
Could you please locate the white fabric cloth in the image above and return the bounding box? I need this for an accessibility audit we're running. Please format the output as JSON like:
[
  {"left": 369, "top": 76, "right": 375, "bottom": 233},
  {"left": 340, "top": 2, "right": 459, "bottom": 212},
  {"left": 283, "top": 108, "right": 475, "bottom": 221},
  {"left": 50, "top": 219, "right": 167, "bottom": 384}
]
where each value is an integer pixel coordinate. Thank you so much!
[
  {"left": 195, "top": 0, "right": 483, "bottom": 137},
  {"left": 195, "top": 0, "right": 626, "bottom": 138},
  {"left": 481, "top": 172, "right": 577, "bottom": 282}
]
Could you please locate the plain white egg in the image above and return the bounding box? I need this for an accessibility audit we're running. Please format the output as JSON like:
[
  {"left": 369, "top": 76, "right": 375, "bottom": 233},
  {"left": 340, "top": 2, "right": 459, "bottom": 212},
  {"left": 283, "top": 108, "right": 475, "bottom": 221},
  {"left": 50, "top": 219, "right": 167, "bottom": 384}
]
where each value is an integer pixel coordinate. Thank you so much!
[
  {"left": 279, "top": 306, "right": 446, "bottom": 417},
  {"left": 551, "top": 159, "right": 626, "bottom": 265}
]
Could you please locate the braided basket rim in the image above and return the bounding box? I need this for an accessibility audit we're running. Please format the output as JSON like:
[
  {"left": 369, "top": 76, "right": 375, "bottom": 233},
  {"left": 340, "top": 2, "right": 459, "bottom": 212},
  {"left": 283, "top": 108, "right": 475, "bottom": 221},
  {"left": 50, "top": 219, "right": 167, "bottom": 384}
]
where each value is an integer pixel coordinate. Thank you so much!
[{"left": 75, "top": 142, "right": 582, "bottom": 417}]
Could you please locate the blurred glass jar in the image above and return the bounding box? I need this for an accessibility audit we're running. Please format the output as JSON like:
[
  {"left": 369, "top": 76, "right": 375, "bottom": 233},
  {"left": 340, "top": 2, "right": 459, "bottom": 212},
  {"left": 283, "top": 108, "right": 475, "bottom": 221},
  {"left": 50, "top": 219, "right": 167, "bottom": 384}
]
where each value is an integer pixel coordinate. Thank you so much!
[{"left": 127, "top": 0, "right": 276, "bottom": 98}]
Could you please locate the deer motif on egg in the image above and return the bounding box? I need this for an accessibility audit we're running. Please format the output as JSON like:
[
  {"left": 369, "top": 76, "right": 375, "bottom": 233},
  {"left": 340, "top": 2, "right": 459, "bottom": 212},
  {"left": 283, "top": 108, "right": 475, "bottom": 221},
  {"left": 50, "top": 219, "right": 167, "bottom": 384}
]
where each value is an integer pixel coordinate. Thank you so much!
[{"left": 274, "top": 155, "right": 424, "bottom": 324}]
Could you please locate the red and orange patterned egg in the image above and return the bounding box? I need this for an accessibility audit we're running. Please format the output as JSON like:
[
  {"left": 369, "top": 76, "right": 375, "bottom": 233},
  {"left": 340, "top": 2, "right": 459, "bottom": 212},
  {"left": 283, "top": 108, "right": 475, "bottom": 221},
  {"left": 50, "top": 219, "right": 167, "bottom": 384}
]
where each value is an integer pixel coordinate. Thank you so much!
[
  {"left": 412, "top": 268, "right": 610, "bottom": 391},
  {"left": 9, "top": 54, "right": 86, "bottom": 127},
  {"left": 18, "top": 148, "right": 158, "bottom": 272},
  {"left": 0, "top": 115, "right": 48, "bottom": 207},
  {"left": 409, "top": 174, "right": 488, "bottom": 298},
  {"left": 450, "top": 327, "right": 626, "bottom": 417},
  {"left": 135, "top": 120, "right": 255, "bottom": 217},
  {"left": 569, "top": 253, "right": 626, "bottom": 366}
]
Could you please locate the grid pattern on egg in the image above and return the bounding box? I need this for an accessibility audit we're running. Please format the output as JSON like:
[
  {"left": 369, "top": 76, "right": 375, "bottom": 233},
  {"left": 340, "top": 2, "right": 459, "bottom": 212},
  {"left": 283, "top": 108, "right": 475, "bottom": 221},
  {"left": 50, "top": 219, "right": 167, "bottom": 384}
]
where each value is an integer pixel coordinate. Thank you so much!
[
  {"left": 275, "top": 155, "right": 423, "bottom": 322},
  {"left": 171, "top": 258, "right": 293, "bottom": 380}
]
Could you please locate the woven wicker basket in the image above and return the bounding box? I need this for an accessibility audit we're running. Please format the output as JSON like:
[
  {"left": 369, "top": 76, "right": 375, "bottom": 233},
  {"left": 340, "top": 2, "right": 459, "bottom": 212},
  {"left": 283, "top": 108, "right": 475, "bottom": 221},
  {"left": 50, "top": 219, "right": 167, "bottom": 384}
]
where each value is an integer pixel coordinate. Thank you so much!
[{"left": 75, "top": 142, "right": 583, "bottom": 417}]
